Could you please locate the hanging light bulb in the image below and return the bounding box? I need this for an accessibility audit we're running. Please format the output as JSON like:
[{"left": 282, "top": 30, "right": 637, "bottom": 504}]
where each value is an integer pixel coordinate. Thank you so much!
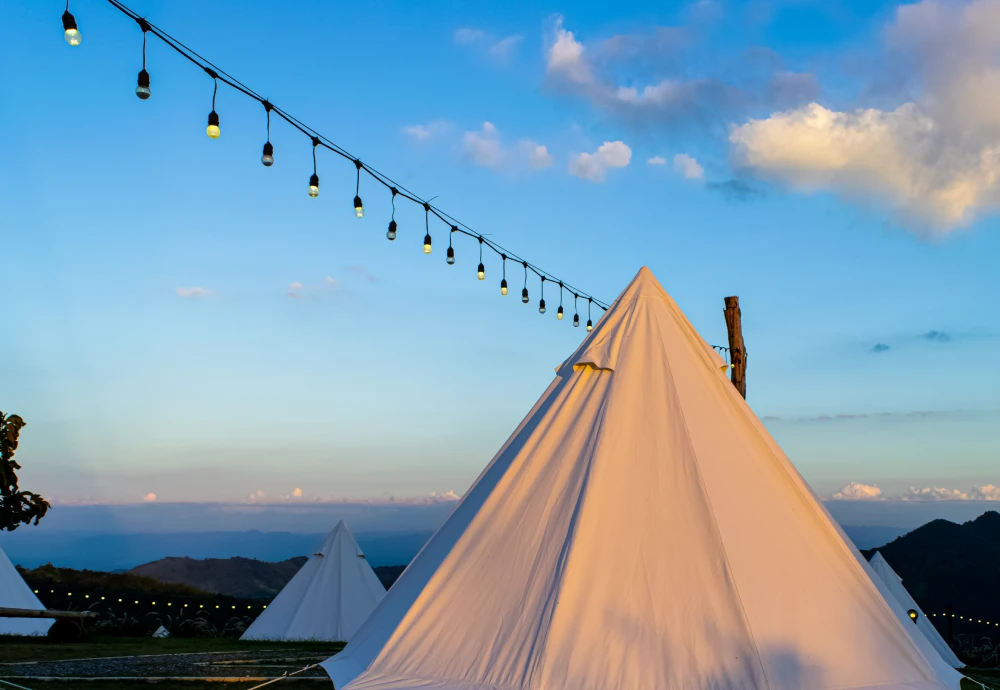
[
  {"left": 522, "top": 287, "right": 529, "bottom": 303},
  {"left": 447, "top": 227, "right": 456, "bottom": 264},
  {"left": 539, "top": 277, "right": 547, "bottom": 314},
  {"left": 206, "top": 110, "right": 221, "bottom": 139},
  {"left": 423, "top": 203, "right": 433, "bottom": 253},
  {"left": 521, "top": 261, "right": 529, "bottom": 303},
  {"left": 501, "top": 279, "right": 508, "bottom": 295},
  {"left": 135, "top": 20, "right": 151, "bottom": 99},
  {"left": 500, "top": 255, "right": 508, "bottom": 294},
  {"left": 586, "top": 298, "right": 594, "bottom": 331},
  {"left": 353, "top": 160, "right": 364, "bottom": 217},
  {"left": 387, "top": 188, "right": 398, "bottom": 240},
  {"left": 476, "top": 238, "right": 486, "bottom": 280},
  {"left": 557, "top": 306, "right": 564, "bottom": 320},
  {"left": 136, "top": 69, "right": 151, "bottom": 100},
  {"left": 908, "top": 609, "right": 919, "bottom": 623},
  {"left": 261, "top": 101, "right": 274, "bottom": 166},
  {"left": 586, "top": 319, "right": 594, "bottom": 332},
  {"left": 62, "top": 7, "right": 81, "bottom": 46},
  {"left": 308, "top": 138, "right": 320, "bottom": 197}
]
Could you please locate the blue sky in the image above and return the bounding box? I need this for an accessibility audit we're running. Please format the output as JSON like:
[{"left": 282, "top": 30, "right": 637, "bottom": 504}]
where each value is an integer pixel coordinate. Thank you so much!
[{"left": 1, "top": 0, "right": 998, "bottom": 512}]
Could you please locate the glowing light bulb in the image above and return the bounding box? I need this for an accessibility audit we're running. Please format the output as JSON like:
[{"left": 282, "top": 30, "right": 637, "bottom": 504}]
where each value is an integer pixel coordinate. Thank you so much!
[
  {"left": 206, "top": 110, "right": 221, "bottom": 139},
  {"left": 574, "top": 313, "right": 580, "bottom": 327},
  {"left": 353, "top": 195, "right": 364, "bottom": 218},
  {"left": 62, "top": 11, "right": 81, "bottom": 46},
  {"left": 423, "top": 234, "right": 433, "bottom": 254},
  {"left": 387, "top": 220, "right": 397, "bottom": 240},
  {"left": 720, "top": 363, "right": 730, "bottom": 373},
  {"left": 557, "top": 306, "right": 564, "bottom": 320},
  {"left": 907, "top": 609, "right": 919, "bottom": 623},
  {"left": 136, "top": 69, "right": 151, "bottom": 100},
  {"left": 586, "top": 319, "right": 593, "bottom": 332},
  {"left": 539, "top": 299, "right": 546, "bottom": 314},
  {"left": 521, "top": 288, "right": 529, "bottom": 304},
  {"left": 500, "top": 279, "right": 508, "bottom": 295},
  {"left": 261, "top": 142, "right": 274, "bottom": 167},
  {"left": 447, "top": 246, "right": 455, "bottom": 264},
  {"left": 308, "top": 174, "right": 320, "bottom": 198},
  {"left": 477, "top": 263, "right": 485, "bottom": 280}
]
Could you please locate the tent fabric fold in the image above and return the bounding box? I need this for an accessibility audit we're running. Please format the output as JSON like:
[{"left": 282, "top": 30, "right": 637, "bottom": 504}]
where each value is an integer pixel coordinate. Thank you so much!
[
  {"left": 322, "top": 267, "right": 963, "bottom": 690},
  {"left": 869, "top": 551, "right": 963, "bottom": 668},
  {"left": 241, "top": 520, "right": 385, "bottom": 642},
  {"left": 0, "top": 545, "right": 52, "bottom": 637}
]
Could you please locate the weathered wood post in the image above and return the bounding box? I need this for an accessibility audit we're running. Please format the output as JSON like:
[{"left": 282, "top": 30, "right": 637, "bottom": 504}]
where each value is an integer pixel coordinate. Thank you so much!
[{"left": 724, "top": 296, "right": 747, "bottom": 399}]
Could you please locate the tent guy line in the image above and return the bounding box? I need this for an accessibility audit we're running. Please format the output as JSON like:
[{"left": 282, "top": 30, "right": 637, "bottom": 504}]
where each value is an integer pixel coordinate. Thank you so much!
[{"left": 61, "top": 0, "right": 617, "bottom": 324}]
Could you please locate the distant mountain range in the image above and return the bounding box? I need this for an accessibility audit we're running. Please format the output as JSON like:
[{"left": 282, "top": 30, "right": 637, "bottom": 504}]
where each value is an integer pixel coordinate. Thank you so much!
[
  {"left": 862, "top": 511, "right": 1000, "bottom": 637},
  {"left": 130, "top": 556, "right": 407, "bottom": 598}
]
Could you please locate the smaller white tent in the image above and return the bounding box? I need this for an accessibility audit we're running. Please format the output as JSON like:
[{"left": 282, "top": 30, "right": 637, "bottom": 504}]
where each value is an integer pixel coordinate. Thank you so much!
[
  {"left": 870, "top": 551, "right": 963, "bottom": 668},
  {"left": 0, "top": 545, "right": 52, "bottom": 637},
  {"left": 152, "top": 625, "right": 170, "bottom": 638},
  {"left": 241, "top": 521, "right": 385, "bottom": 642}
]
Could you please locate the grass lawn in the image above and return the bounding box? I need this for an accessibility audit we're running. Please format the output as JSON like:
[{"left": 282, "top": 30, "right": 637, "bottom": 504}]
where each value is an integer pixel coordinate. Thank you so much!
[{"left": 0, "top": 636, "right": 342, "bottom": 664}]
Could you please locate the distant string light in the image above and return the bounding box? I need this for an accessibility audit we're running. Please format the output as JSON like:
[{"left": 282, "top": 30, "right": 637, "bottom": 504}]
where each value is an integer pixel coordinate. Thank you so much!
[
  {"left": 931, "top": 612, "right": 1000, "bottom": 627},
  {"left": 62, "top": 0, "right": 612, "bottom": 330}
]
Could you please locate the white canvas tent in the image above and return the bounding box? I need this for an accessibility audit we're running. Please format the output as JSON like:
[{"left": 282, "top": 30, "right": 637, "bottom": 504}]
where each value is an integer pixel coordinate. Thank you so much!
[
  {"left": 0, "top": 545, "right": 52, "bottom": 637},
  {"left": 870, "top": 551, "right": 963, "bottom": 668},
  {"left": 242, "top": 520, "right": 385, "bottom": 642},
  {"left": 322, "top": 267, "right": 964, "bottom": 690}
]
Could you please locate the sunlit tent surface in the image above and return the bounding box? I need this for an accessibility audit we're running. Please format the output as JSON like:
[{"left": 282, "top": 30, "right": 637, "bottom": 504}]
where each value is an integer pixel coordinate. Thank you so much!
[
  {"left": 869, "top": 551, "right": 963, "bottom": 668},
  {"left": 0, "top": 545, "right": 52, "bottom": 636},
  {"left": 242, "top": 520, "right": 385, "bottom": 642},
  {"left": 322, "top": 267, "right": 963, "bottom": 690}
]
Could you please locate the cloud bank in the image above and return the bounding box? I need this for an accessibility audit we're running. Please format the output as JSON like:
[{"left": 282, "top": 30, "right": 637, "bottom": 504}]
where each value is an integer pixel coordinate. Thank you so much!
[
  {"left": 831, "top": 482, "right": 1000, "bottom": 501},
  {"left": 569, "top": 141, "right": 632, "bottom": 182}
]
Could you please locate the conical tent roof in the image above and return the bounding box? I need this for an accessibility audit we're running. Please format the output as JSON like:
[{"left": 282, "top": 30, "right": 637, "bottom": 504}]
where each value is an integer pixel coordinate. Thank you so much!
[
  {"left": 242, "top": 520, "right": 385, "bottom": 642},
  {"left": 0, "top": 545, "right": 52, "bottom": 637},
  {"left": 322, "top": 267, "right": 963, "bottom": 690},
  {"left": 869, "top": 552, "right": 963, "bottom": 668}
]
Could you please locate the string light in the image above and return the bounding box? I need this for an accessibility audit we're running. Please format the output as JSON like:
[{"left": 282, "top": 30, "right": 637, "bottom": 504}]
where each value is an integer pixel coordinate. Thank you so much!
[
  {"left": 205, "top": 69, "right": 221, "bottom": 139},
  {"left": 447, "top": 226, "right": 456, "bottom": 265},
  {"left": 308, "top": 137, "right": 320, "bottom": 197},
  {"left": 573, "top": 294, "right": 580, "bottom": 327},
  {"left": 500, "top": 255, "right": 508, "bottom": 295},
  {"left": 587, "top": 298, "right": 593, "bottom": 332},
  {"left": 353, "top": 159, "right": 364, "bottom": 218},
  {"left": 521, "top": 262, "right": 529, "bottom": 303},
  {"left": 66, "top": 0, "right": 616, "bottom": 333},
  {"left": 539, "top": 277, "right": 547, "bottom": 314},
  {"left": 423, "top": 203, "right": 433, "bottom": 254},
  {"left": 135, "top": 19, "right": 150, "bottom": 99},
  {"left": 907, "top": 609, "right": 919, "bottom": 623},
  {"left": 261, "top": 101, "right": 274, "bottom": 166},
  {"left": 477, "top": 238, "right": 485, "bottom": 280},
  {"left": 557, "top": 283, "right": 564, "bottom": 320},
  {"left": 387, "top": 188, "right": 398, "bottom": 240},
  {"left": 62, "top": 2, "right": 81, "bottom": 46}
]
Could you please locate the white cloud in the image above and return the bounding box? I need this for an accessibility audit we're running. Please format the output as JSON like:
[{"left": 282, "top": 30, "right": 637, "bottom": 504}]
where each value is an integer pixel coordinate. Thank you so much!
[
  {"left": 454, "top": 28, "right": 486, "bottom": 44},
  {"left": 831, "top": 482, "right": 884, "bottom": 500},
  {"left": 246, "top": 490, "right": 266, "bottom": 501},
  {"left": 325, "top": 276, "right": 337, "bottom": 286},
  {"left": 176, "top": 287, "right": 208, "bottom": 298},
  {"left": 673, "top": 153, "right": 704, "bottom": 179},
  {"left": 970, "top": 484, "right": 1000, "bottom": 500},
  {"left": 522, "top": 141, "right": 553, "bottom": 169},
  {"left": 569, "top": 141, "right": 632, "bottom": 182},
  {"left": 546, "top": 16, "right": 595, "bottom": 87},
  {"left": 288, "top": 281, "right": 303, "bottom": 290},
  {"left": 489, "top": 35, "right": 524, "bottom": 62},
  {"left": 291, "top": 487, "right": 303, "bottom": 497},
  {"left": 142, "top": 492, "right": 157, "bottom": 502},
  {"left": 648, "top": 156, "right": 668, "bottom": 166},
  {"left": 401, "top": 121, "right": 451, "bottom": 143},
  {"left": 462, "top": 122, "right": 506, "bottom": 171},
  {"left": 899, "top": 486, "right": 970, "bottom": 501}
]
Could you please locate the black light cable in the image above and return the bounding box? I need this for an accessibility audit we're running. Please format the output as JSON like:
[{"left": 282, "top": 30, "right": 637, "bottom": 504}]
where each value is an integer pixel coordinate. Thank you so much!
[
  {"left": 135, "top": 18, "right": 150, "bottom": 99},
  {"left": 387, "top": 188, "right": 398, "bottom": 240},
  {"left": 353, "top": 159, "right": 364, "bottom": 218},
  {"left": 261, "top": 101, "right": 274, "bottom": 166},
  {"left": 205, "top": 68, "right": 220, "bottom": 139},
  {"left": 308, "top": 137, "right": 320, "bottom": 197},
  {"left": 477, "top": 238, "right": 485, "bottom": 281}
]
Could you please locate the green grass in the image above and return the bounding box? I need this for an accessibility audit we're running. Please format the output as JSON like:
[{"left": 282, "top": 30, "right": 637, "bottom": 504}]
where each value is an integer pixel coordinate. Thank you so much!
[
  {"left": 964, "top": 670, "right": 1000, "bottom": 690},
  {"left": 0, "top": 636, "right": 342, "bottom": 664}
]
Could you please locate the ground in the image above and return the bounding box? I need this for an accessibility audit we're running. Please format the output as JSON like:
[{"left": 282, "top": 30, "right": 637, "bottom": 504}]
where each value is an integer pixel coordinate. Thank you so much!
[{"left": 0, "top": 636, "right": 342, "bottom": 687}]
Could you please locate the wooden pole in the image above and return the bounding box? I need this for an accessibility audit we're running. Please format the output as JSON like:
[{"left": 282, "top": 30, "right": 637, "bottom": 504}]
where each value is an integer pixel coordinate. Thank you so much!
[
  {"left": 724, "top": 296, "right": 747, "bottom": 399},
  {"left": 0, "top": 606, "right": 98, "bottom": 620}
]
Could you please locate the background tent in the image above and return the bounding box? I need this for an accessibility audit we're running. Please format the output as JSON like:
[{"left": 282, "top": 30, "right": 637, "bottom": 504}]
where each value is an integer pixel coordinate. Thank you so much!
[
  {"left": 242, "top": 520, "right": 384, "bottom": 642},
  {"left": 870, "top": 551, "right": 963, "bottom": 668},
  {"left": 323, "top": 267, "right": 963, "bottom": 690},
  {"left": 0, "top": 545, "right": 52, "bottom": 637}
]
